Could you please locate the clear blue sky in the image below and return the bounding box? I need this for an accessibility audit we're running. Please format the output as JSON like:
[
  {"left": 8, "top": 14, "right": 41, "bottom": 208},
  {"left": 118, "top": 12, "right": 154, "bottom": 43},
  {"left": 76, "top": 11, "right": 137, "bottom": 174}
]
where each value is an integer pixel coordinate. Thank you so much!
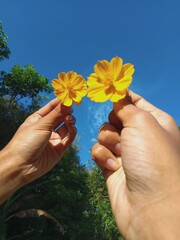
[{"left": 1, "top": 0, "right": 180, "bottom": 164}]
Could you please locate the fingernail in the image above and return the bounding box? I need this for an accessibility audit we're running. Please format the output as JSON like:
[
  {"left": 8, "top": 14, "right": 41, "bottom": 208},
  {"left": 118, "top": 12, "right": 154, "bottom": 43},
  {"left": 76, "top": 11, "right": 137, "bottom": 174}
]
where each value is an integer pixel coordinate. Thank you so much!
[
  {"left": 114, "top": 143, "right": 121, "bottom": 156},
  {"left": 67, "top": 115, "right": 73, "bottom": 120},
  {"left": 106, "top": 158, "right": 118, "bottom": 170}
]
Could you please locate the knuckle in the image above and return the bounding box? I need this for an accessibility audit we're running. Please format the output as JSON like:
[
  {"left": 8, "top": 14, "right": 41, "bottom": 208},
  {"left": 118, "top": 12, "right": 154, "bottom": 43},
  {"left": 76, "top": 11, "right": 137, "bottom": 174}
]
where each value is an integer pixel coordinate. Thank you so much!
[
  {"left": 98, "top": 126, "right": 120, "bottom": 145},
  {"left": 53, "top": 104, "right": 71, "bottom": 117},
  {"left": 164, "top": 114, "right": 176, "bottom": 127},
  {"left": 98, "top": 129, "right": 110, "bottom": 143},
  {"left": 131, "top": 110, "right": 151, "bottom": 125}
]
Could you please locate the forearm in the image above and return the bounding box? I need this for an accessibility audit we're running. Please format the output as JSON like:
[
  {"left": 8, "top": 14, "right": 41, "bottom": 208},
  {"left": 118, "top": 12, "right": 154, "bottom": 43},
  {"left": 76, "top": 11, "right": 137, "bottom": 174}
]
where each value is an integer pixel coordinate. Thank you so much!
[{"left": 0, "top": 147, "right": 23, "bottom": 205}]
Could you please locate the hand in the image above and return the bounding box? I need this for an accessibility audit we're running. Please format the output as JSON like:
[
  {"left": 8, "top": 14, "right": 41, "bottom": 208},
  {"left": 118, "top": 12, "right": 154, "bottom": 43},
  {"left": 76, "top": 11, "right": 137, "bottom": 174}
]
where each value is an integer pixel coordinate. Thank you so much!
[
  {"left": 0, "top": 99, "right": 76, "bottom": 204},
  {"left": 92, "top": 91, "right": 180, "bottom": 239}
]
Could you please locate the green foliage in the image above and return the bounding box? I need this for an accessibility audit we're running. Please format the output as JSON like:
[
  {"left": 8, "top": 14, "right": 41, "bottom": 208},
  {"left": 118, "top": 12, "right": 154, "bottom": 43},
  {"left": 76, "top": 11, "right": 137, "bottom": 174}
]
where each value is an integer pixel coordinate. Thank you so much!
[
  {"left": 0, "top": 20, "right": 123, "bottom": 239},
  {"left": 0, "top": 21, "right": 11, "bottom": 61},
  {"left": 87, "top": 166, "right": 123, "bottom": 240},
  {"left": 0, "top": 65, "right": 52, "bottom": 149},
  {"left": 1, "top": 146, "right": 93, "bottom": 240},
  {"left": 0, "top": 65, "right": 52, "bottom": 99},
  {"left": 0, "top": 148, "right": 123, "bottom": 240}
]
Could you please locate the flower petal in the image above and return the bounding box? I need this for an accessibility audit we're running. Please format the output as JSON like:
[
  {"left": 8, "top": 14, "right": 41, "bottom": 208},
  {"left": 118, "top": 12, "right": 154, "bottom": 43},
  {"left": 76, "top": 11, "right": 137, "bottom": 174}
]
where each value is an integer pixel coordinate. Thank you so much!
[
  {"left": 70, "top": 90, "right": 83, "bottom": 102},
  {"left": 74, "top": 100, "right": 82, "bottom": 106},
  {"left": 88, "top": 85, "right": 112, "bottom": 102},
  {"left": 109, "top": 90, "right": 126, "bottom": 102},
  {"left": 62, "top": 92, "right": 73, "bottom": 106},
  {"left": 87, "top": 74, "right": 105, "bottom": 90},
  {"left": 123, "top": 64, "right": 135, "bottom": 76},
  {"left": 113, "top": 64, "right": 134, "bottom": 91},
  {"left": 55, "top": 89, "right": 68, "bottom": 100},
  {"left": 67, "top": 71, "right": 77, "bottom": 80},
  {"left": 110, "top": 56, "right": 123, "bottom": 80},
  {"left": 73, "top": 76, "right": 87, "bottom": 90},
  {"left": 77, "top": 87, "right": 87, "bottom": 97},
  {"left": 113, "top": 75, "right": 132, "bottom": 91},
  {"left": 52, "top": 71, "right": 87, "bottom": 106},
  {"left": 94, "top": 60, "right": 110, "bottom": 79},
  {"left": 52, "top": 79, "right": 64, "bottom": 89},
  {"left": 58, "top": 72, "right": 66, "bottom": 81},
  {"left": 63, "top": 97, "right": 73, "bottom": 107}
]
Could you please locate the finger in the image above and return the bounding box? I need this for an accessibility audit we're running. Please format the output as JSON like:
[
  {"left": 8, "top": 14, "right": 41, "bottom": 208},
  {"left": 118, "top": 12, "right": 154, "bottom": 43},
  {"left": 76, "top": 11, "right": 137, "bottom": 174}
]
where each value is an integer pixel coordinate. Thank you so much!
[
  {"left": 114, "top": 90, "right": 167, "bottom": 125},
  {"left": 128, "top": 90, "right": 162, "bottom": 114},
  {"left": 54, "top": 114, "right": 76, "bottom": 140},
  {"left": 40, "top": 103, "right": 72, "bottom": 129},
  {"left": 113, "top": 91, "right": 158, "bottom": 129},
  {"left": 92, "top": 143, "right": 121, "bottom": 173},
  {"left": 56, "top": 123, "right": 68, "bottom": 139},
  {"left": 128, "top": 90, "right": 178, "bottom": 133},
  {"left": 36, "top": 98, "right": 61, "bottom": 117},
  {"left": 61, "top": 115, "right": 77, "bottom": 149},
  {"left": 23, "top": 99, "right": 61, "bottom": 124},
  {"left": 98, "top": 123, "right": 121, "bottom": 156},
  {"left": 114, "top": 90, "right": 177, "bottom": 133},
  {"left": 108, "top": 110, "right": 123, "bottom": 131},
  {"left": 64, "top": 115, "right": 76, "bottom": 126}
]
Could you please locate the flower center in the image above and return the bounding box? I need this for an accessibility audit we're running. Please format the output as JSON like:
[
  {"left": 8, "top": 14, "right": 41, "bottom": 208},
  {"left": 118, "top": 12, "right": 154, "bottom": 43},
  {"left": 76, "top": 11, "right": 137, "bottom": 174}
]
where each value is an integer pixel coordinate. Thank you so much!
[
  {"left": 67, "top": 83, "right": 73, "bottom": 90},
  {"left": 105, "top": 74, "right": 114, "bottom": 86}
]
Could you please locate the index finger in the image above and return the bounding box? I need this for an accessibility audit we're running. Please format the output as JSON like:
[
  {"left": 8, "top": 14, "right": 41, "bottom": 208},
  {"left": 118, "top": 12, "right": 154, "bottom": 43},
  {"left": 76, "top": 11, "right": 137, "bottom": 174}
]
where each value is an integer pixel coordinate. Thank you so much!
[{"left": 36, "top": 98, "right": 61, "bottom": 117}]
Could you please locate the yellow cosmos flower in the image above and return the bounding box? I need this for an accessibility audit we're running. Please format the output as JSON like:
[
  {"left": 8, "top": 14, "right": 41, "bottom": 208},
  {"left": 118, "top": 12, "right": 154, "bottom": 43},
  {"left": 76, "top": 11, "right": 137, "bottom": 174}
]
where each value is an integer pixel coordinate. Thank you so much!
[
  {"left": 52, "top": 71, "right": 87, "bottom": 106},
  {"left": 87, "top": 56, "right": 135, "bottom": 102}
]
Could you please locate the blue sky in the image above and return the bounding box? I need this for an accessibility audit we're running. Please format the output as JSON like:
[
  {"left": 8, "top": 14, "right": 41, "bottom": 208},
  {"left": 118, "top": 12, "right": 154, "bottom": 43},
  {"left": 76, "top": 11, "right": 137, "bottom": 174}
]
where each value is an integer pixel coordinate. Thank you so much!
[{"left": 1, "top": 0, "right": 180, "bottom": 164}]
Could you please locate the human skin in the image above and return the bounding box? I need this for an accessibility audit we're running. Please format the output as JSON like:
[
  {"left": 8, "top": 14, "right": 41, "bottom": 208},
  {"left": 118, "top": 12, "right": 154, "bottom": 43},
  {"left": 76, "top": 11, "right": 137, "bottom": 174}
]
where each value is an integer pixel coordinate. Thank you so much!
[
  {"left": 0, "top": 99, "right": 76, "bottom": 205},
  {"left": 91, "top": 91, "right": 180, "bottom": 239}
]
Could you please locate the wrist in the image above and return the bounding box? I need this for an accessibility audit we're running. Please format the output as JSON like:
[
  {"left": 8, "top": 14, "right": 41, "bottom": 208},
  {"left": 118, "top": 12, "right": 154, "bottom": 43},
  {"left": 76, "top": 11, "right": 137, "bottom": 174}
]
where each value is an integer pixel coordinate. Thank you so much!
[
  {"left": 125, "top": 193, "right": 180, "bottom": 240},
  {"left": 0, "top": 146, "right": 24, "bottom": 204}
]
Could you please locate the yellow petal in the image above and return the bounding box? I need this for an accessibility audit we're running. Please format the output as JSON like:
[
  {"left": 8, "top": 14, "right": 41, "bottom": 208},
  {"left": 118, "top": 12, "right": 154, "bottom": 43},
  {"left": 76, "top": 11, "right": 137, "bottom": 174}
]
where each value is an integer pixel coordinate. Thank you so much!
[
  {"left": 71, "top": 90, "right": 83, "bottom": 102},
  {"left": 87, "top": 75, "right": 104, "bottom": 89},
  {"left": 109, "top": 90, "right": 126, "bottom": 102},
  {"left": 94, "top": 60, "right": 110, "bottom": 79},
  {"left": 88, "top": 85, "right": 112, "bottom": 102},
  {"left": 73, "top": 77, "right": 87, "bottom": 90},
  {"left": 73, "top": 76, "right": 83, "bottom": 86},
  {"left": 113, "top": 64, "right": 134, "bottom": 91},
  {"left": 66, "top": 71, "right": 77, "bottom": 80},
  {"left": 58, "top": 72, "right": 67, "bottom": 81},
  {"left": 63, "top": 93, "right": 73, "bottom": 106},
  {"left": 113, "top": 75, "right": 132, "bottom": 91},
  {"left": 52, "top": 79, "right": 66, "bottom": 89},
  {"left": 110, "top": 56, "right": 123, "bottom": 80},
  {"left": 52, "top": 71, "right": 87, "bottom": 106},
  {"left": 77, "top": 88, "right": 87, "bottom": 97},
  {"left": 123, "top": 63, "right": 135, "bottom": 75},
  {"left": 52, "top": 79, "right": 60, "bottom": 89},
  {"left": 123, "top": 64, "right": 135, "bottom": 76},
  {"left": 55, "top": 89, "right": 69, "bottom": 100},
  {"left": 74, "top": 100, "right": 82, "bottom": 106}
]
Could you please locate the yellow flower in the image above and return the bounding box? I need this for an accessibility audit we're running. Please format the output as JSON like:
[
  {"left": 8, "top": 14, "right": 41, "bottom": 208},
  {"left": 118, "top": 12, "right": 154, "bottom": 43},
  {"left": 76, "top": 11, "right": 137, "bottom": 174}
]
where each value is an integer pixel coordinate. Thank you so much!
[
  {"left": 52, "top": 71, "right": 87, "bottom": 106},
  {"left": 87, "top": 56, "right": 135, "bottom": 102}
]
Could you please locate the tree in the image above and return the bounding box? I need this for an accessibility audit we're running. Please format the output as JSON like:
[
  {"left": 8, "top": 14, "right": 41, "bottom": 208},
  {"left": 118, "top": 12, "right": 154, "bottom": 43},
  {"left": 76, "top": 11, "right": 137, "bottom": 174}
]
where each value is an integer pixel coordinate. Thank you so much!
[
  {"left": 0, "top": 21, "right": 11, "bottom": 61},
  {"left": 87, "top": 166, "right": 123, "bottom": 240},
  {"left": 0, "top": 64, "right": 52, "bottom": 149},
  {"left": 2, "top": 145, "right": 92, "bottom": 240},
  {"left": 0, "top": 21, "right": 123, "bottom": 239},
  {"left": 0, "top": 21, "right": 52, "bottom": 149}
]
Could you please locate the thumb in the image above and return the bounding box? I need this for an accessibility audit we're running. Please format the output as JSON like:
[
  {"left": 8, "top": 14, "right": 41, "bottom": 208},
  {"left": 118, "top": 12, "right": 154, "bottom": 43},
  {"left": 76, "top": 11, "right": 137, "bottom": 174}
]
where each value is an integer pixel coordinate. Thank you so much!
[
  {"left": 113, "top": 93, "right": 145, "bottom": 128},
  {"left": 113, "top": 91, "right": 158, "bottom": 129}
]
